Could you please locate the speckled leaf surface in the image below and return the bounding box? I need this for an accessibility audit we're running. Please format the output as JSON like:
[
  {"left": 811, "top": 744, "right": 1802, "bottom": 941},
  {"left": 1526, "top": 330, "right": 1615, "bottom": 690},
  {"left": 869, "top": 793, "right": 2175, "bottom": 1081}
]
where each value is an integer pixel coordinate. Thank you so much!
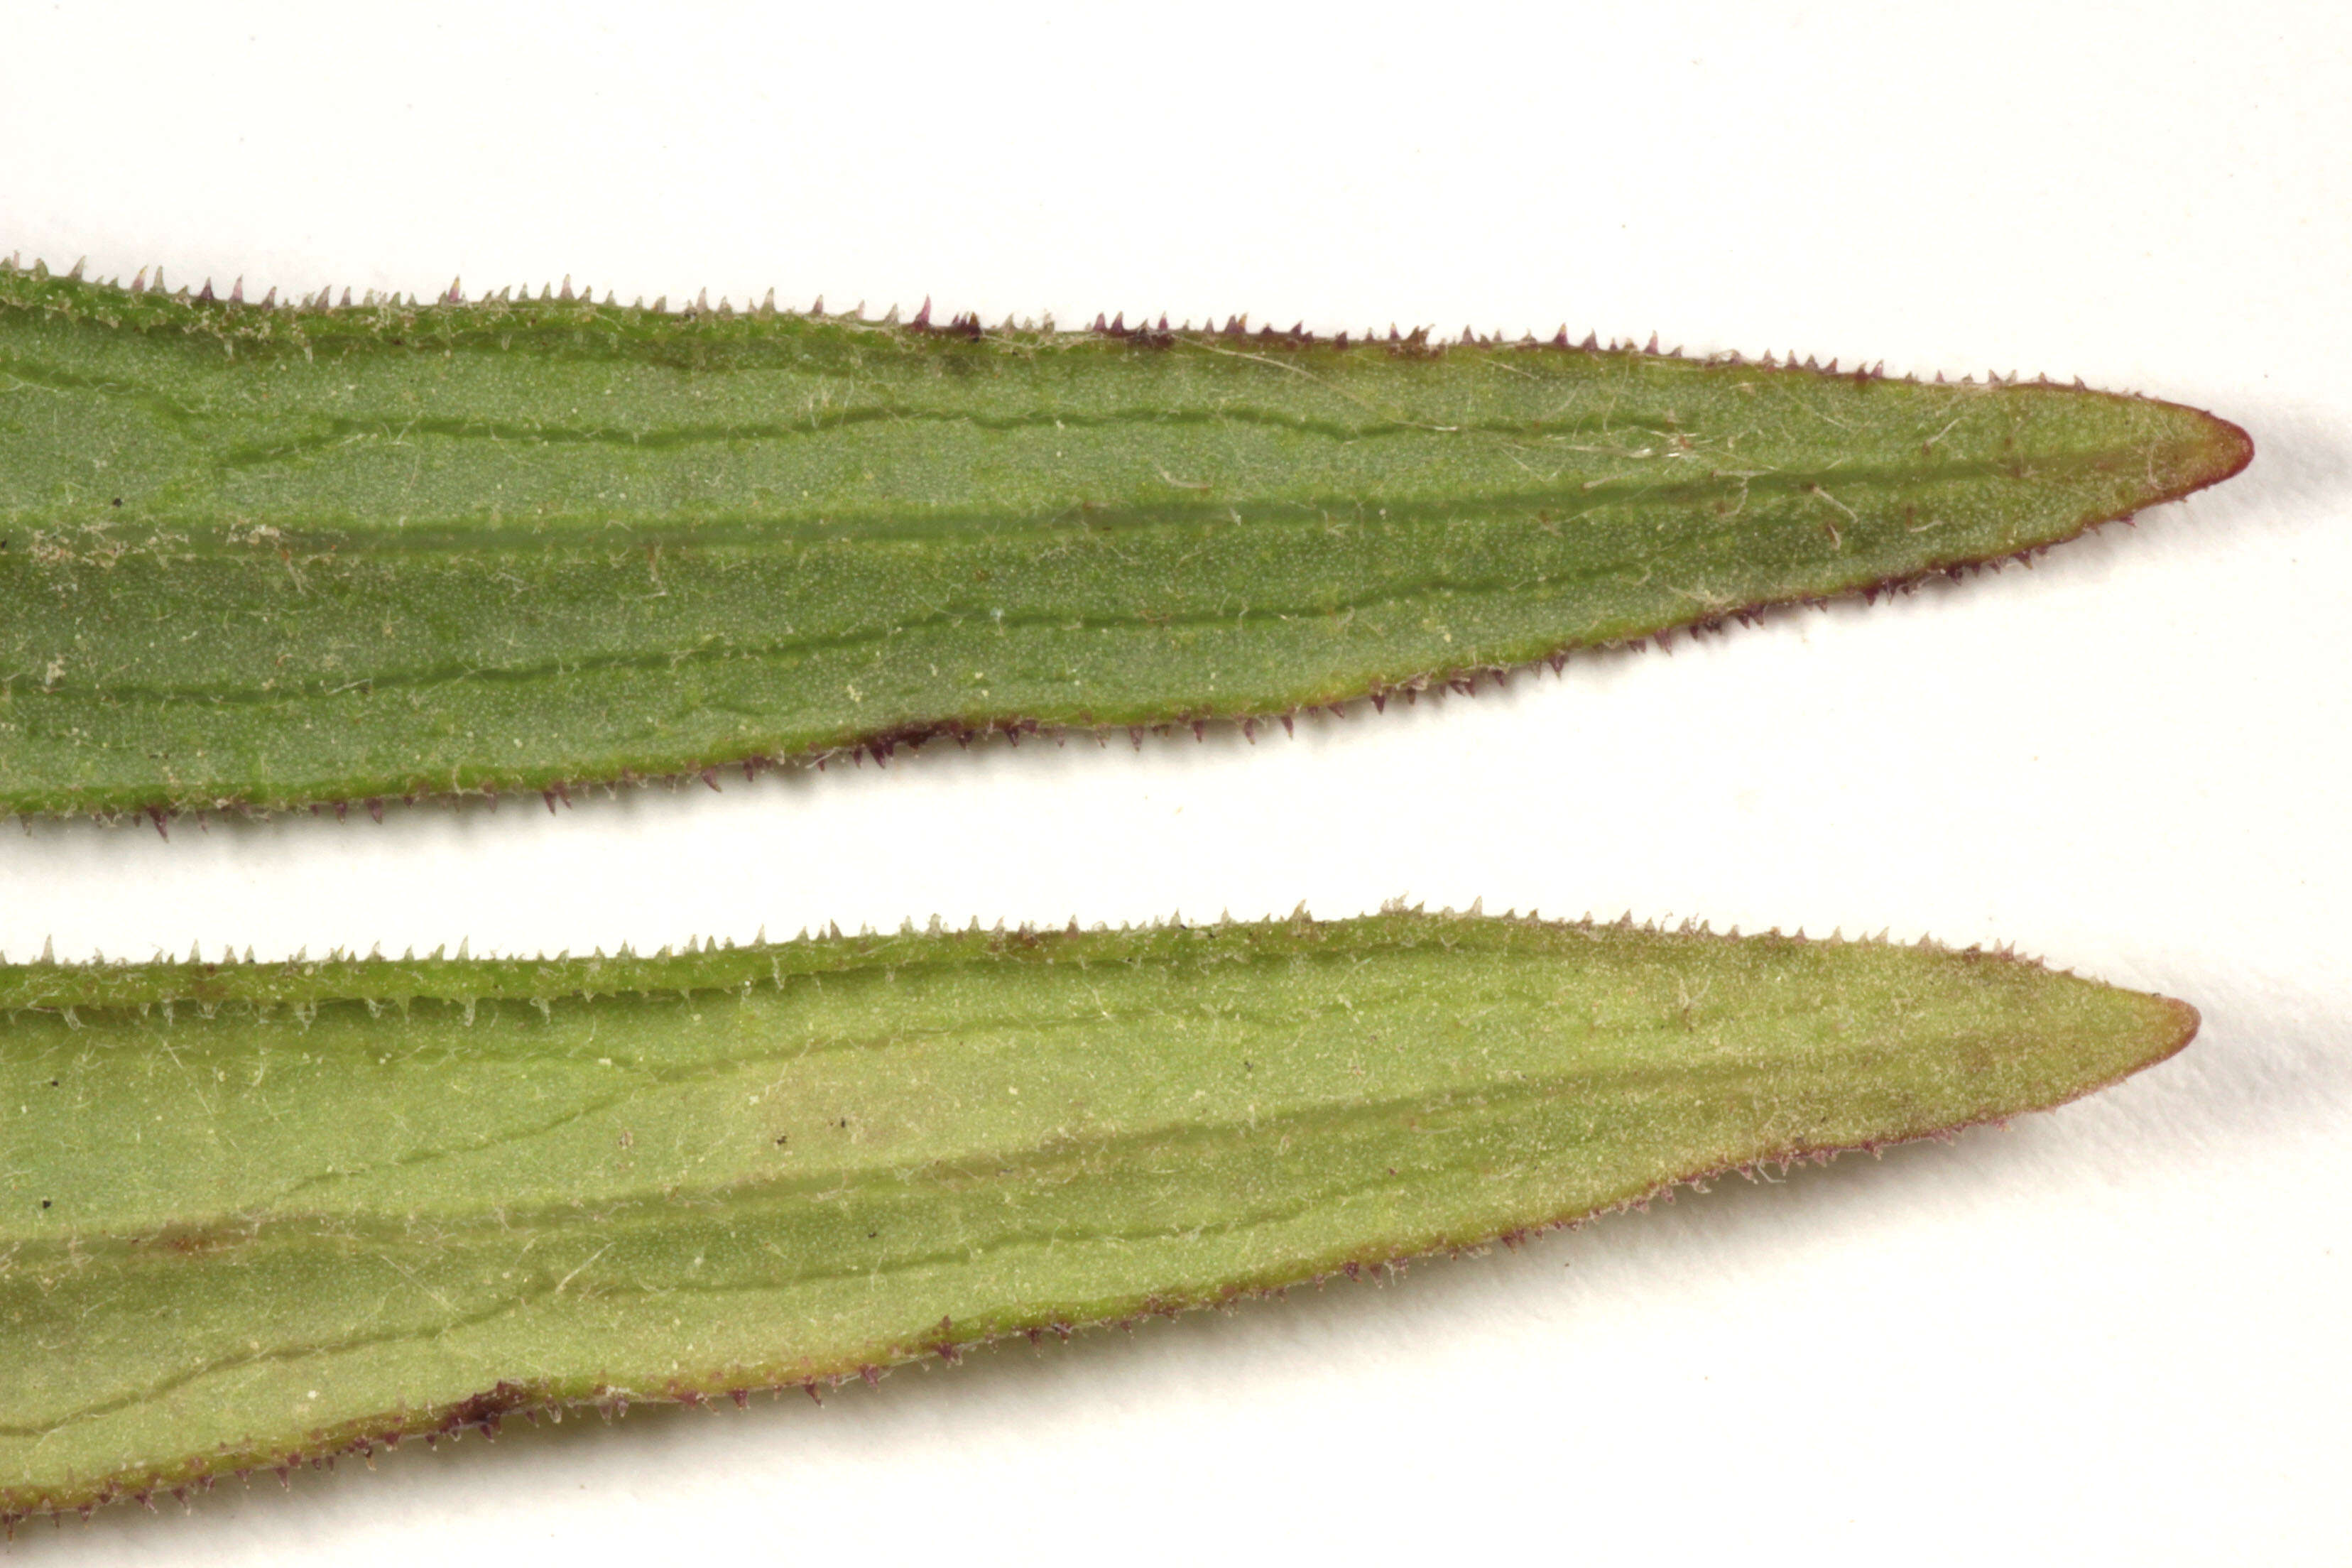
[
  {"left": 0, "top": 911, "right": 2195, "bottom": 1524},
  {"left": 0, "top": 264, "right": 2249, "bottom": 817}
]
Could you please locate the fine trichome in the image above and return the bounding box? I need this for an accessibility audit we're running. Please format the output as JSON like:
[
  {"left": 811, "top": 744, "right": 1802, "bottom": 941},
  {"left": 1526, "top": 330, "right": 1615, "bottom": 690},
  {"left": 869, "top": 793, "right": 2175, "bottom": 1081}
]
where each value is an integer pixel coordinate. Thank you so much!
[
  {"left": 0, "top": 261, "right": 2250, "bottom": 817},
  {"left": 0, "top": 910, "right": 2195, "bottom": 1524}
]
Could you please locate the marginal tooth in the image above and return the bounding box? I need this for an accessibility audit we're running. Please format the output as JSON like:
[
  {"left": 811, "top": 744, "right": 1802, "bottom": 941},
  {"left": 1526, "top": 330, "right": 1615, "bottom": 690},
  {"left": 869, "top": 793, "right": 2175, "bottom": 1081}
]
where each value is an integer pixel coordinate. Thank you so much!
[{"left": 559, "top": 274, "right": 574, "bottom": 300}]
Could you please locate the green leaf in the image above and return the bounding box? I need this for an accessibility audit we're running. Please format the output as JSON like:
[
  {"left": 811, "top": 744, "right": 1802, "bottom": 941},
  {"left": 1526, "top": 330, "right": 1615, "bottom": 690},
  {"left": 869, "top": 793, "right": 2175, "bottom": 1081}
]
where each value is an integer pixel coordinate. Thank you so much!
[
  {"left": 0, "top": 266, "right": 2250, "bottom": 817},
  {"left": 0, "top": 910, "right": 2194, "bottom": 1523}
]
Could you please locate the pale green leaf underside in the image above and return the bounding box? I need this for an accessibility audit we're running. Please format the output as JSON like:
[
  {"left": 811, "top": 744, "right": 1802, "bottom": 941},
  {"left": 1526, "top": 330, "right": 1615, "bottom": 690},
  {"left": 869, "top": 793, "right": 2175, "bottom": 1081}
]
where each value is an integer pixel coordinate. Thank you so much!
[
  {"left": 0, "top": 268, "right": 2249, "bottom": 815},
  {"left": 0, "top": 913, "right": 2194, "bottom": 1520}
]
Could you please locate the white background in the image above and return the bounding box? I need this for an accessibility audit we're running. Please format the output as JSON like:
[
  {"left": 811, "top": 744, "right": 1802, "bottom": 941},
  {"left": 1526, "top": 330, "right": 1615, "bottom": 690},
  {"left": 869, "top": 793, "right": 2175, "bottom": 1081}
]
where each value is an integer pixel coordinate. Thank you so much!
[{"left": 3, "top": 2, "right": 2348, "bottom": 1561}]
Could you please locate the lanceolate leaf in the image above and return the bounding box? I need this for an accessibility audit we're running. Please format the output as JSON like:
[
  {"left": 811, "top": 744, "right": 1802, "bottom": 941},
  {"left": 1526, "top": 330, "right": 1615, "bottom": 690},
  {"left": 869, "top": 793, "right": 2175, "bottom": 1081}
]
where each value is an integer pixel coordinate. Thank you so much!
[
  {"left": 0, "top": 261, "right": 2250, "bottom": 817},
  {"left": 0, "top": 911, "right": 2193, "bottom": 1524}
]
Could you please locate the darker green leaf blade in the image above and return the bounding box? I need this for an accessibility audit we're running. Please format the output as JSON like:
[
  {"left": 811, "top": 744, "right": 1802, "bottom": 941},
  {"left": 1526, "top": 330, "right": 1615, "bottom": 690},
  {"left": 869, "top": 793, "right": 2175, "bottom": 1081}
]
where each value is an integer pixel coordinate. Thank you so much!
[
  {"left": 0, "top": 913, "right": 2195, "bottom": 1523},
  {"left": 0, "top": 266, "right": 2250, "bottom": 815}
]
